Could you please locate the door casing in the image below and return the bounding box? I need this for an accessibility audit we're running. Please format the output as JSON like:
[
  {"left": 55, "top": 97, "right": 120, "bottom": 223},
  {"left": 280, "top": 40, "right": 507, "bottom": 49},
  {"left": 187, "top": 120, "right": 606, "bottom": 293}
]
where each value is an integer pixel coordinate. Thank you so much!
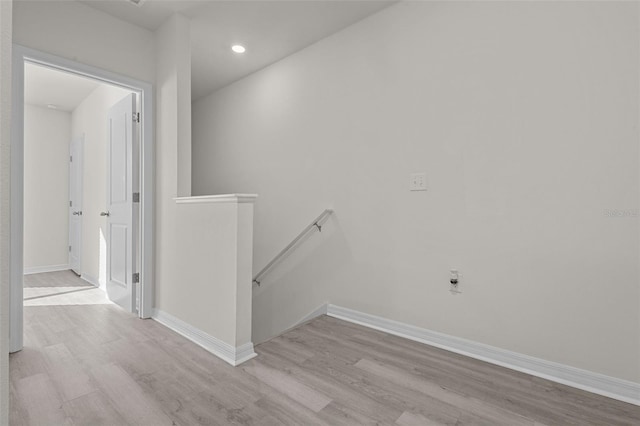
[{"left": 10, "top": 45, "right": 155, "bottom": 353}]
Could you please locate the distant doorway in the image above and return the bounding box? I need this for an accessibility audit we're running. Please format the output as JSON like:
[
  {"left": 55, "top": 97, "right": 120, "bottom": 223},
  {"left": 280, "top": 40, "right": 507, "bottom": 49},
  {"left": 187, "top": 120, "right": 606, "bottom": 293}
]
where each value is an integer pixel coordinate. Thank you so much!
[{"left": 11, "top": 45, "right": 154, "bottom": 353}]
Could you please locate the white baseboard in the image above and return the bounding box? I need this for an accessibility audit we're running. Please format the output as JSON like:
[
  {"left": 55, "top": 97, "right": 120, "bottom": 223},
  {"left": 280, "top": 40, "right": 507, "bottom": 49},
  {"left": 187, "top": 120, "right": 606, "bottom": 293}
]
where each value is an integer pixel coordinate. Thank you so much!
[
  {"left": 299, "top": 303, "right": 328, "bottom": 325},
  {"left": 23, "top": 264, "right": 69, "bottom": 275},
  {"left": 152, "top": 309, "right": 257, "bottom": 367},
  {"left": 327, "top": 304, "right": 640, "bottom": 406},
  {"left": 258, "top": 302, "right": 329, "bottom": 344},
  {"left": 80, "top": 273, "right": 99, "bottom": 287}
]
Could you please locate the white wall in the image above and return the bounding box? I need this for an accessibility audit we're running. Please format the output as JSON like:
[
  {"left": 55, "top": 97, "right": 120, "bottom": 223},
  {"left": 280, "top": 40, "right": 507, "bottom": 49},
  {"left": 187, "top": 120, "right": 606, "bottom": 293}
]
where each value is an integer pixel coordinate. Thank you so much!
[
  {"left": 12, "top": 0, "right": 155, "bottom": 84},
  {"left": 154, "top": 14, "right": 191, "bottom": 320},
  {"left": 23, "top": 104, "right": 70, "bottom": 270},
  {"left": 193, "top": 1, "right": 640, "bottom": 383},
  {"left": 71, "top": 85, "right": 131, "bottom": 286},
  {"left": 0, "top": 0, "right": 12, "bottom": 421}
]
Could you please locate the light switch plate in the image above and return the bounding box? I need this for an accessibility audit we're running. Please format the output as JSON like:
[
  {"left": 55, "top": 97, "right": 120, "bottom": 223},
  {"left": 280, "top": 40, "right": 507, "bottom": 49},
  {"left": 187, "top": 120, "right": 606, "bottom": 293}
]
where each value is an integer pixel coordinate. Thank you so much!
[{"left": 409, "top": 173, "right": 427, "bottom": 191}]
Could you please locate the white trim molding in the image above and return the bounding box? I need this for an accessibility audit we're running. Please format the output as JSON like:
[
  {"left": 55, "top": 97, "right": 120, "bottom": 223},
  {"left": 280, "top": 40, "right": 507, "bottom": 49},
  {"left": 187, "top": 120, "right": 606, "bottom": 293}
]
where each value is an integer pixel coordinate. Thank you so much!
[
  {"left": 152, "top": 309, "right": 257, "bottom": 366},
  {"left": 327, "top": 304, "right": 640, "bottom": 406},
  {"left": 174, "top": 194, "right": 258, "bottom": 205},
  {"left": 23, "top": 264, "right": 69, "bottom": 275}
]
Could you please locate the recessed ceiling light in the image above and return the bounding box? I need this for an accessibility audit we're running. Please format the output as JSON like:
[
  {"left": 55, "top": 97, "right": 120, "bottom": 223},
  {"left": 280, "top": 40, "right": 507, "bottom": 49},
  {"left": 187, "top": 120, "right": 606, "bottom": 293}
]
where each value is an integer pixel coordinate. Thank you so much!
[
  {"left": 231, "top": 45, "right": 246, "bottom": 54},
  {"left": 47, "top": 104, "right": 59, "bottom": 109}
]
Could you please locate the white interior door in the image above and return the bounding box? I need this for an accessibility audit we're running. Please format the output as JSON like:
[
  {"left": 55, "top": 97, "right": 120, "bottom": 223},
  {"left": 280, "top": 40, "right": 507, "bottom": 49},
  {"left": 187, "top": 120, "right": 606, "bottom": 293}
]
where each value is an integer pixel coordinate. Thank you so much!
[
  {"left": 104, "top": 93, "right": 137, "bottom": 313},
  {"left": 68, "top": 135, "right": 84, "bottom": 274}
]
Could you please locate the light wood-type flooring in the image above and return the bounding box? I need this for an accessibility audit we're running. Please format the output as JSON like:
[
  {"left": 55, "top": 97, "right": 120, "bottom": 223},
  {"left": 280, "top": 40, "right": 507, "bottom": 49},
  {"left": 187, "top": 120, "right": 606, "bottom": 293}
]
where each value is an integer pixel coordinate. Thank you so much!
[{"left": 10, "top": 271, "right": 640, "bottom": 425}]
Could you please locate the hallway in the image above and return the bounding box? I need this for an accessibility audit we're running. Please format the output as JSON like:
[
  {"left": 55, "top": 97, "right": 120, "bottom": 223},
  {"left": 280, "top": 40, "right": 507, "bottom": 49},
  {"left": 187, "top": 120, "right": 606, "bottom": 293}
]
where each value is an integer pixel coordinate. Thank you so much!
[{"left": 9, "top": 272, "right": 640, "bottom": 425}]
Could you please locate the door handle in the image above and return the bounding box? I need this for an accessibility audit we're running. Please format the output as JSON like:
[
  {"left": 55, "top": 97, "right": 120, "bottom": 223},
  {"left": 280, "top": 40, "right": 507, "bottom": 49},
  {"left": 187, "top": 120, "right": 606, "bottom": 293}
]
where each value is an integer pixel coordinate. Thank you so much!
[
  {"left": 100, "top": 211, "right": 110, "bottom": 217},
  {"left": 72, "top": 211, "right": 82, "bottom": 216}
]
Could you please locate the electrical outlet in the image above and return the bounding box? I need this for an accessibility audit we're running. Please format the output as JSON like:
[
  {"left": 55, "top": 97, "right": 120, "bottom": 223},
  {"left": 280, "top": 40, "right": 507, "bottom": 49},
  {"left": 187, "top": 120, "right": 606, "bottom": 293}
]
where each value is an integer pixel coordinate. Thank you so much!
[{"left": 409, "top": 173, "right": 427, "bottom": 191}]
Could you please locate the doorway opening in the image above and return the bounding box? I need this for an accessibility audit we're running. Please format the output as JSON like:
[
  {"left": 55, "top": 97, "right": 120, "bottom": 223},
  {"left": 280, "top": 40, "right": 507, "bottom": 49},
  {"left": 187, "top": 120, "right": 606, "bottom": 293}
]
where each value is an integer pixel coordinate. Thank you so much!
[
  {"left": 10, "top": 46, "right": 154, "bottom": 353},
  {"left": 24, "top": 62, "right": 136, "bottom": 308}
]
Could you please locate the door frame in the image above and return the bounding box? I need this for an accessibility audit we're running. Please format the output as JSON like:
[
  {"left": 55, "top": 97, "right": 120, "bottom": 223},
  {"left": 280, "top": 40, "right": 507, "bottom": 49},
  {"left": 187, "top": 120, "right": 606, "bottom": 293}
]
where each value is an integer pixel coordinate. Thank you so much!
[{"left": 10, "top": 45, "right": 155, "bottom": 352}]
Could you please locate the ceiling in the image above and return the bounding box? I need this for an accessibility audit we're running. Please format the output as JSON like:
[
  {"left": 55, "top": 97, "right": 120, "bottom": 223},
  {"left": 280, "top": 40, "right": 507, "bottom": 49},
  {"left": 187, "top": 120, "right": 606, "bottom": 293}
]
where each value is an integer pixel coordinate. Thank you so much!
[
  {"left": 77, "top": 0, "right": 206, "bottom": 31},
  {"left": 25, "top": 63, "right": 101, "bottom": 112},
  {"left": 79, "top": 0, "right": 396, "bottom": 100}
]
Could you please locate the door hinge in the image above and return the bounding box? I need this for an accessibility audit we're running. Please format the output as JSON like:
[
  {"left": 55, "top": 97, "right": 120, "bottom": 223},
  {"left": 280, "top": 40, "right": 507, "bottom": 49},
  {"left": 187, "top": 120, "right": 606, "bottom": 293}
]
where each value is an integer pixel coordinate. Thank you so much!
[
  {"left": 132, "top": 192, "right": 140, "bottom": 203},
  {"left": 133, "top": 272, "right": 140, "bottom": 283},
  {"left": 70, "top": 200, "right": 72, "bottom": 207},
  {"left": 70, "top": 155, "right": 73, "bottom": 162},
  {"left": 133, "top": 112, "right": 140, "bottom": 123},
  {"left": 69, "top": 245, "right": 72, "bottom": 252}
]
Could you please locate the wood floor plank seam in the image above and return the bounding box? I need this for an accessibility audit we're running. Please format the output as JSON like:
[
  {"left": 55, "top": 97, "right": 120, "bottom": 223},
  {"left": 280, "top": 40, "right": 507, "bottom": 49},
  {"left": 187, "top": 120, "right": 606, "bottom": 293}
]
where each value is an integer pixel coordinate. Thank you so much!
[{"left": 10, "top": 271, "right": 640, "bottom": 426}]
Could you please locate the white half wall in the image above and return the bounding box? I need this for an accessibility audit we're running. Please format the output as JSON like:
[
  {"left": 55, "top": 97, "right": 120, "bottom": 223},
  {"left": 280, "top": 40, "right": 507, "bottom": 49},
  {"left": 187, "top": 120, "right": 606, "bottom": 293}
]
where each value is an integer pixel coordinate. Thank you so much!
[
  {"left": 156, "top": 194, "right": 257, "bottom": 354},
  {"left": 192, "top": 1, "right": 640, "bottom": 383},
  {"left": 71, "top": 85, "right": 131, "bottom": 288},
  {"left": 23, "top": 104, "right": 70, "bottom": 270}
]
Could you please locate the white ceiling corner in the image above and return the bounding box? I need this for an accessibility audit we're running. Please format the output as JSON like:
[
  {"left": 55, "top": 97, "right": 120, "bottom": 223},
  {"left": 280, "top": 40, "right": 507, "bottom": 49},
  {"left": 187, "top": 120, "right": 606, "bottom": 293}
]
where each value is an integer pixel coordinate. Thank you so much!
[
  {"left": 24, "top": 63, "right": 101, "bottom": 112},
  {"left": 79, "top": 0, "right": 397, "bottom": 100}
]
